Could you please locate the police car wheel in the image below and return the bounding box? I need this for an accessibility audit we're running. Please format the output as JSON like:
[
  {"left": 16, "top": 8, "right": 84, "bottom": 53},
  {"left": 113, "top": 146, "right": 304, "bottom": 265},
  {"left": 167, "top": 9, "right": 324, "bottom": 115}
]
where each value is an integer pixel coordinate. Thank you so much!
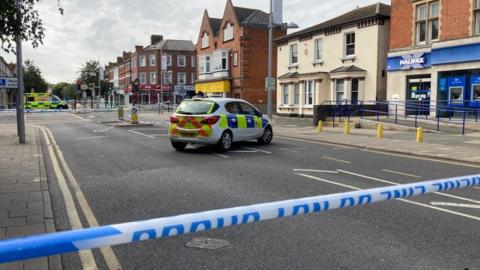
[
  {"left": 171, "top": 141, "right": 187, "bottom": 151},
  {"left": 217, "top": 130, "right": 233, "bottom": 152},
  {"left": 258, "top": 126, "right": 273, "bottom": 145}
]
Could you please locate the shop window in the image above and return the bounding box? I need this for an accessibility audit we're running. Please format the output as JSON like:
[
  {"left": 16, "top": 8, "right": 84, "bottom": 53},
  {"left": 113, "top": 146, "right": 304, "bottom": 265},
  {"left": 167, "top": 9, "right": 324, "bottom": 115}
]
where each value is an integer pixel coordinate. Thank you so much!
[
  {"left": 344, "top": 33, "right": 355, "bottom": 57},
  {"left": 293, "top": 83, "right": 300, "bottom": 105},
  {"left": 304, "top": 80, "right": 314, "bottom": 105},
  {"left": 290, "top": 44, "right": 298, "bottom": 65},
  {"left": 475, "top": 0, "right": 480, "bottom": 35},
  {"left": 473, "top": 84, "right": 480, "bottom": 100},
  {"left": 351, "top": 78, "right": 359, "bottom": 104},
  {"left": 282, "top": 84, "right": 289, "bottom": 105},
  {"left": 415, "top": 1, "right": 439, "bottom": 45},
  {"left": 336, "top": 79, "right": 345, "bottom": 102}
]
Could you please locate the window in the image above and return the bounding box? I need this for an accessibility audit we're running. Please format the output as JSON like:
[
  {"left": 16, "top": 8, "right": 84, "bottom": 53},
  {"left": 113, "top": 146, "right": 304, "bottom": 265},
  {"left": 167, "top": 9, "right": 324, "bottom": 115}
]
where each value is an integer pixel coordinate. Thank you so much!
[
  {"left": 149, "top": 55, "right": 156, "bottom": 66},
  {"left": 200, "top": 55, "right": 211, "bottom": 73},
  {"left": 213, "top": 51, "right": 228, "bottom": 71},
  {"left": 191, "top": 73, "right": 195, "bottom": 83},
  {"left": 233, "top": 52, "right": 238, "bottom": 66},
  {"left": 150, "top": 72, "right": 156, "bottom": 84},
  {"left": 282, "top": 84, "right": 289, "bottom": 105},
  {"left": 177, "top": 72, "right": 186, "bottom": 85},
  {"left": 290, "top": 44, "right": 298, "bottom": 65},
  {"left": 304, "top": 80, "right": 315, "bottom": 105},
  {"left": 475, "top": 0, "right": 480, "bottom": 35},
  {"left": 345, "top": 33, "right": 355, "bottom": 57},
  {"left": 191, "top": 56, "right": 195, "bottom": 67},
  {"left": 177, "top": 55, "right": 186, "bottom": 67},
  {"left": 139, "top": 55, "right": 146, "bottom": 67},
  {"left": 351, "top": 79, "right": 359, "bottom": 104},
  {"left": 221, "top": 52, "right": 228, "bottom": 70},
  {"left": 166, "top": 55, "right": 172, "bottom": 66},
  {"left": 131, "top": 57, "right": 137, "bottom": 68},
  {"left": 205, "top": 56, "right": 210, "bottom": 72},
  {"left": 314, "top": 38, "right": 323, "bottom": 61},
  {"left": 201, "top": 32, "right": 209, "bottom": 49},
  {"left": 415, "top": 1, "right": 439, "bottom": 44},
  {"left": 139, "top": 72, "right": 147, "bottom": 84},
  {"left": 163, "top": 71, "right": 172, "bottom": 84},
  {"left": 224, "top": 23, "right": 234, "bottom": 41},
  {"left": 225, "top": 102, "right": 240, "bottom": 114},
  {"left": 238, "top": 102, "right": 257, "bottom": 116},
  {"left": 293, "top": 83, "right": 299, "bottom": 105},
  {"left": 336, "top": 79, "right": 345, "bottom": 102}
]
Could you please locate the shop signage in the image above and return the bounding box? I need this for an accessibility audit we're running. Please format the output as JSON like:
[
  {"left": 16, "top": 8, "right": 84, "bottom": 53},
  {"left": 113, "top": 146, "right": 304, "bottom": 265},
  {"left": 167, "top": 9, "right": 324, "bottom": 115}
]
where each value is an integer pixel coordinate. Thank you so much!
[
  {"left": 400, "top": 53, "right": 426, "bottom": 69},
  {"left": 0, "top": 77, "right": 18, "bottom": 88}
]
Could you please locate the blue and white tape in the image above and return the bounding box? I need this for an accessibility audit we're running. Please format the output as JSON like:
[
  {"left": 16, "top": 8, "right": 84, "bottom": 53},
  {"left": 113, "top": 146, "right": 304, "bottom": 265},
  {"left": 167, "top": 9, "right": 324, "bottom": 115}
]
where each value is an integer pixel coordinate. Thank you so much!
[{"left": 0, "top": 174, "right": 479, "bottom": 263}]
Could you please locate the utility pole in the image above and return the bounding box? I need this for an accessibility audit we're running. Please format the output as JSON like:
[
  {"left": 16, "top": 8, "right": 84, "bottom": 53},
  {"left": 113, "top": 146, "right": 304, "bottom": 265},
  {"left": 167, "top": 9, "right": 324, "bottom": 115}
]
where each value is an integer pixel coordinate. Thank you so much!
[
  {"left": 15, "top": 0, "right": 25, "bottom": 144},
  {"left": 267, "top": 0, "right": 273, "bottom": 120}
]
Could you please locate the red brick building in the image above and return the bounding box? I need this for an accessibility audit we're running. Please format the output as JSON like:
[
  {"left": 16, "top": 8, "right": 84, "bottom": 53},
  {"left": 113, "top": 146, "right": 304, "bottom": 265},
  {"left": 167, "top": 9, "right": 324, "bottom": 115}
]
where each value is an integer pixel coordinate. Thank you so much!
[
  {"left": 195, "top": 0, "right": 285, "bottom": 109},
  {"left": 387, "top": 0, "right": 480, "bottom": 115}
]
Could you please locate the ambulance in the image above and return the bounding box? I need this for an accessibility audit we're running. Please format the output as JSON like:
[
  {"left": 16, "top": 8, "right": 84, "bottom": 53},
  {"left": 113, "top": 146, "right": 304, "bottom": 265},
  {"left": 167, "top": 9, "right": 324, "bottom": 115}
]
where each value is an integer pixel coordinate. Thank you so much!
[{"left": 24, "top": 93, "right": 68, "bottom": 110}]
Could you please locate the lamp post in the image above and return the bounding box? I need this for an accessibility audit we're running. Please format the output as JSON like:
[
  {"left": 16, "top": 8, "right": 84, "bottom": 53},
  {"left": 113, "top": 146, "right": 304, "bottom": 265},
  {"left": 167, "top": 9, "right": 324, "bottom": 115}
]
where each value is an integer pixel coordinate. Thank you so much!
[
  {"left": 15, "top": 0, "right": 25, "bottom": 144},
  {"left": 266, "top": 0, "right": 298, "bottom": 120}
]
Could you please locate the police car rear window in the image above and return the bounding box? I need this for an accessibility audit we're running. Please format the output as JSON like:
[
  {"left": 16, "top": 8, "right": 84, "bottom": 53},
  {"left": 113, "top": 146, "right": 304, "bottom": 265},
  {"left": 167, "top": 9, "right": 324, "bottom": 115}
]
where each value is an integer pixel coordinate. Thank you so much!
[{"left": 176, "top": 100, "right": 219, "bottom": 115}]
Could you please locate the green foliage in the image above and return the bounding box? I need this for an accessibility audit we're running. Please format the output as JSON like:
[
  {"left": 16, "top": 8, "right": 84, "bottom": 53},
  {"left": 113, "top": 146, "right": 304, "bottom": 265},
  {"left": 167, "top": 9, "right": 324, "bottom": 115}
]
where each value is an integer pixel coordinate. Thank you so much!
[
  {"left": 0, "top": 0, "right": 63, "bottom": 53},
  {"left": 52, "top": 82, "right": 76, "bottom": 99},
  {"left": 78, "top": 60, "right": 111, "bottom": 97},
  {"left": 23, "top": 59, "right": 48, "bottom": 93}
]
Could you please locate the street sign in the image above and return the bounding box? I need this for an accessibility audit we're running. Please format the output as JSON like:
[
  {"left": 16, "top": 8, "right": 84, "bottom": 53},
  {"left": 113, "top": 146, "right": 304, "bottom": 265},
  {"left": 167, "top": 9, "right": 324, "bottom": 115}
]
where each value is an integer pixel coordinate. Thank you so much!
[
  {"left": 265, "top": 77, "right": 275, "bottom": 91},
  {"left": 0, "top": 77, "right": 18, "bottom": 88}
]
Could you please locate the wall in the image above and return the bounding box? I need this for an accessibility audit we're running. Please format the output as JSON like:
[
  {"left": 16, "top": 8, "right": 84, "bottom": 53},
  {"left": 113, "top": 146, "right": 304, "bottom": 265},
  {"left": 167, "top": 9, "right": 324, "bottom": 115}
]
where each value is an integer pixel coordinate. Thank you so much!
[{"left": 389, "top": 0, "right": 413, "bottom": 50}]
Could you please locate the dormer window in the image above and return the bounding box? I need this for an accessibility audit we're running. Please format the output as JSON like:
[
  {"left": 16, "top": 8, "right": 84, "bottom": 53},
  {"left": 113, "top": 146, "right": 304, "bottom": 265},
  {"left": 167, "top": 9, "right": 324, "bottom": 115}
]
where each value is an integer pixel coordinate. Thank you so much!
[
  {"left": 201, "top": 32, "right": 210, "bottom": 49},
  {"left": 224, "top": 23, "right": 234, "bottom": 42}
]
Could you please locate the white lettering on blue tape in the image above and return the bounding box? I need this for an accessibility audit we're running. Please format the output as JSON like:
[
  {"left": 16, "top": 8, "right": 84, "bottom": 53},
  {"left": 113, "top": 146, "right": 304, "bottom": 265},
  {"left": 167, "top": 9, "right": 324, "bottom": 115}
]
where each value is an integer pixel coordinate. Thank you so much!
[{"left": 0, "top": 174, "right": 479, "bottom": 263}]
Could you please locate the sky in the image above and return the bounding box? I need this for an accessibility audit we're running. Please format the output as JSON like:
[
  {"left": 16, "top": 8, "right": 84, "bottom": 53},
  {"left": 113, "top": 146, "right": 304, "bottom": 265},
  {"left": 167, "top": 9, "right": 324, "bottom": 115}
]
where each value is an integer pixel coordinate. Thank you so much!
[{"left": 2, "top": 0, "right": 390, "bottom": 84}]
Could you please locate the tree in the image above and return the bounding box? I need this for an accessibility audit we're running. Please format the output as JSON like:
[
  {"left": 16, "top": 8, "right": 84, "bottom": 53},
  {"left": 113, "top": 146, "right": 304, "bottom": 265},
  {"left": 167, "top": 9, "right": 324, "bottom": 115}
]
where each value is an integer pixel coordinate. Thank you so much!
[
  {"left": 0, "top": 0, "right": 63, "bottom": 53},
  {"left": 52, "top": 82, "right": 75, "bottom": 99},
  {"left": 23, "top": 59, "right": 48, "bottom": 93},
  {"left": 78, "top": 60, "right": 110, "bottom": 97}
]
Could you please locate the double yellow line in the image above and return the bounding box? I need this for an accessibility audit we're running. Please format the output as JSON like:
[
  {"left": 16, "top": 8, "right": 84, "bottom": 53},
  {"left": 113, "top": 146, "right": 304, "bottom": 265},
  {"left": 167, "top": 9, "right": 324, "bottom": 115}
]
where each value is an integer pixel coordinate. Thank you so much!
[{"left": 34, "top": 124, "right": 122, "bottom": 270}]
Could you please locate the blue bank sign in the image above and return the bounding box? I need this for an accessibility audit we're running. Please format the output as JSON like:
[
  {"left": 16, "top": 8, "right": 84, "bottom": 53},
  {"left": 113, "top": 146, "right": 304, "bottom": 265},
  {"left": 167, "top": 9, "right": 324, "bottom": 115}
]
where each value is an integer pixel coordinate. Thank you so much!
[{"left": 387, "top": 52, "right": 431, "bottom": 71}]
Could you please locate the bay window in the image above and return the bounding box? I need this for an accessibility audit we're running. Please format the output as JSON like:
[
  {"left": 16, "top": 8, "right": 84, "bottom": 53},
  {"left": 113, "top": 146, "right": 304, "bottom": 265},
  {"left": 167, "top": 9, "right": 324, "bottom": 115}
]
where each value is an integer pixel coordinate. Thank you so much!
[{"left": 282, "top": 84, "right": 289, "bottom": 105}]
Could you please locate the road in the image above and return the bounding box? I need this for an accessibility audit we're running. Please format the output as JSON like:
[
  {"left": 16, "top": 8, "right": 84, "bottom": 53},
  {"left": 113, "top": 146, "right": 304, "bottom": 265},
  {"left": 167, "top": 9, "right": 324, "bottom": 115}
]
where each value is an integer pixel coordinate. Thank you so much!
[{"left": 1, "top": 111, "right": 479, "bottom": 270}]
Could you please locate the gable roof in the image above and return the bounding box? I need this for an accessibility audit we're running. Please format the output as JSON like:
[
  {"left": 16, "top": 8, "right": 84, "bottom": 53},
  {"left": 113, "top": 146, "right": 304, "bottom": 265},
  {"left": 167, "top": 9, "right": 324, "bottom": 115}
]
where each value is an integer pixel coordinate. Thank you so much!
[
  {"left": 276, "top": 2, "right": 390, "bottom": 43},
  {"left": 233, "top": 5, "right": 269, "bottom": 27},
  {"left": 149, "top": 39, "right": 195, "bottom": 51},
  {"left": 209, "top": 18, "right": 223, "bottom": 36}
]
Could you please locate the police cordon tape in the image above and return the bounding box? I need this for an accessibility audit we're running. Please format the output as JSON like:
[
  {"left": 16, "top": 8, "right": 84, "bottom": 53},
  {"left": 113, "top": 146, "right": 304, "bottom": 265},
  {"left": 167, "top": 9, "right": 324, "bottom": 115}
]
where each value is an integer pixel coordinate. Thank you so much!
[{"left": 0, "top": 174, "right": 479, "bottom": 263}]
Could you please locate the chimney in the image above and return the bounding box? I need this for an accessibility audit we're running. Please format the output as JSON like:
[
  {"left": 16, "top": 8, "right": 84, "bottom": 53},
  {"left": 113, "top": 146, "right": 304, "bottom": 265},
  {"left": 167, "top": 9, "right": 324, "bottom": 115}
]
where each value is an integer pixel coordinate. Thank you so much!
[
  {"left": 122, "top": 51, "right": 128, "bottom": 59},
  {"left": 151, "top": 35, "right": 163, "bottom": 45},
  {"left": 117, "top": 57, "right": 123, "bottom": 63},
  {"left": 135, "top": 45, "right": 143, "bottom": 52}
]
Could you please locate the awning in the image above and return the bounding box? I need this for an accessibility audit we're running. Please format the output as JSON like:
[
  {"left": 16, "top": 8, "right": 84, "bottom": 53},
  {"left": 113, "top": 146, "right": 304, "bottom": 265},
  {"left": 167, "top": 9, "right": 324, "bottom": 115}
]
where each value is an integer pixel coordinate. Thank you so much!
[{"left": 195, "top": 80, "right": 230, "bottom": 93}]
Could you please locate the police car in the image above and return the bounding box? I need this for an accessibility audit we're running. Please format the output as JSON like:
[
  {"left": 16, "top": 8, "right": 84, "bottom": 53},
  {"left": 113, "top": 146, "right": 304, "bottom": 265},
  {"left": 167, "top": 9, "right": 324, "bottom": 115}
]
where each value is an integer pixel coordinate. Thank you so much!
[{"left": 169, "top": 98, "right": 272, "bottom": 152}]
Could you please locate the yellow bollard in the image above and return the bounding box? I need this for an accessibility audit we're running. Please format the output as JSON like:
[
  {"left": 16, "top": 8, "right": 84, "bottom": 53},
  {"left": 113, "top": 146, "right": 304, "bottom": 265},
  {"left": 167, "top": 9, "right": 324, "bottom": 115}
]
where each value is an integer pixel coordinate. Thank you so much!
[
  {"left": 131, "top": 106, "right": 139, "bottom": 124},
  {"left": 377, "top": 124, "right": 383, "bottom": 139},
  {"left": 317, "top": 120, "right": 323, "bottom": 133},
  {"left": 416, "top": 127, "right": 423, "bottom": 143},
  {"left": 344, "top": 121, "right": 350, "bottom": 135}
]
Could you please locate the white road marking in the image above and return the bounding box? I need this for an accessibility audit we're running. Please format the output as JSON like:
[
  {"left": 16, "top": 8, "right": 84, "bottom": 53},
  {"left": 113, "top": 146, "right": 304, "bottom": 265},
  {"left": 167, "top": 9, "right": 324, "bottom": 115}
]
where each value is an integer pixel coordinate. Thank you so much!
[
  {"left": 381, "top": 169, "right": 421, "bottom": 178},
  {"left": 71, "top": 113, "right": 89, "bottom": 121},
  {"left": 322, "top": 156, "right": 351, "bottom": 164},
  {"left": 40, "top": 125, "right": 122, "bottom": 270},
  {"left": 94, "top": 125, "right": 114, "bottom": 133},
  {"left": 430, "top": 202, "right": 480, "bottom": 209},
  {"left": 296, "top": 173, "right": 480, "bottom": 222},
  {"left": 242, "top": 147, "right": 272, "bottom": 154},
  {"left": 128, "top": 129, "right": 155, "bottom": 138},
  {"left": 38, "top": 127, "right": 98, "bottom": 270},
  {"left": 278, "top": 148, "right": 298, "bottom": 153},
  {"left": 130, "top": 128, "right": 167, "bottom": 131},
  {"left": 230, "top": 150, "right": 258, "bottom": 153},
  {"left": 338, "top": 170, "right": 480, "bottom": 205},
  {"left": 150, "top": 133, "right": 169, "bottom": 137},
  {"left": 293, "top": 169, "right": 338, "bottom": 174},
  {"left": 74, "top": 136, "right": 109, "bottom": 140},
  {"left": 211, "top": 152, "right": 229, "bottom": 158}
]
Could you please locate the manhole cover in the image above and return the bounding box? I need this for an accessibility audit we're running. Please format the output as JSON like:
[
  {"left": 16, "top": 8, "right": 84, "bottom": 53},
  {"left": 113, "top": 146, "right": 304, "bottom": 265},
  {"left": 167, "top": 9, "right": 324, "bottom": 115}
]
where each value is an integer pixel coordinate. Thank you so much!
[{"left": 185, "top": 237, "right": 229, "bottom": 250}]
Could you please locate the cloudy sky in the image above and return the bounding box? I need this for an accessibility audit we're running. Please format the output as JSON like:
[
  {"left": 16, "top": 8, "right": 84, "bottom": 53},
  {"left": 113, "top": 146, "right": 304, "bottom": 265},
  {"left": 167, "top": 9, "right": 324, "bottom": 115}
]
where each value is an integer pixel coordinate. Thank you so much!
[{"left": 2, "top": 0, "right": 390, "bottom": 84}]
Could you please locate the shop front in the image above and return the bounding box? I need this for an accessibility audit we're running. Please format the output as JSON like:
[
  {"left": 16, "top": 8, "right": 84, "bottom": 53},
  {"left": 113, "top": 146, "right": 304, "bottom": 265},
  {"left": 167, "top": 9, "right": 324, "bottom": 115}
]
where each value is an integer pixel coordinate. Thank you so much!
[
  {"left": 387, "top": 39, "right": 480, "bottom": 116},
  {"left": 194, "top": 80, "right": 231, "bottom": 98}
]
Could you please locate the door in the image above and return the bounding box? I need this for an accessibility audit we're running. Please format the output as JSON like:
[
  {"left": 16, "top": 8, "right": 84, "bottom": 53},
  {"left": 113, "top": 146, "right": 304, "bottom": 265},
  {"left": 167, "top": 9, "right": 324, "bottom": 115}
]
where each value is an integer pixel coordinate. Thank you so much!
[
  {"left": 406, "top": 77, "right": 431, "bottom": 115},
  {"left": 237, "top": 101, "right": 260, "bottom": 139},
  {"left": 224, "top": 101, "right": 243, "bottom": 141}
]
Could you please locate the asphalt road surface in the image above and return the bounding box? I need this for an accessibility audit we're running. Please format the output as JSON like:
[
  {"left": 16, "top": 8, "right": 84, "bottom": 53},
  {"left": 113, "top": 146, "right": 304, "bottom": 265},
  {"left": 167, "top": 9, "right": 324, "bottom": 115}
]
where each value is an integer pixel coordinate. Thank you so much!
[{"left": 1, "top": 111, "right": 480, "bottom": 270}]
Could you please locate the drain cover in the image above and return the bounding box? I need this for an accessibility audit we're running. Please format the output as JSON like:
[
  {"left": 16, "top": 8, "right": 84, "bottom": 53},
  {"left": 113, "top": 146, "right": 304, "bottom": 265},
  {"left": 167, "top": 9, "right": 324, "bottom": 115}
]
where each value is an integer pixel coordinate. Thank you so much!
[{"left": 185, "top": 237, "right": 229, "bottom": 250}]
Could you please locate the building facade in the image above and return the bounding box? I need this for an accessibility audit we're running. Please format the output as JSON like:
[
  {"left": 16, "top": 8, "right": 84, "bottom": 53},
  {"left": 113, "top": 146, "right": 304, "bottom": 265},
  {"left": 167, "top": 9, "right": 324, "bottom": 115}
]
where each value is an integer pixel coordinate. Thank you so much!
[
  {"left": 195, "top": 0, "right": 285, "bottom": 109},
  {"left": 275, "top": 3, "right": 391, "bottom": 117},
  {"left": 0, "top": 56, "right": 16, "bottom": 109},
  {"left": 387, "top": 0, "right": 480, "bottom": 115}
]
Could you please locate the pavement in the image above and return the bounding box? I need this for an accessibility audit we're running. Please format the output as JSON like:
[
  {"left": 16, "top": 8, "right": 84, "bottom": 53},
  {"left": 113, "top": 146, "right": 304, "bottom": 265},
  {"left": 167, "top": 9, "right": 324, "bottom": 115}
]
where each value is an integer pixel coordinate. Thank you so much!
[
  {"left": 0, "top": 125, "right": 61, "bottom": 270},
  {"left": 0, "top": 111, "right": 479, "bottom": 269}
]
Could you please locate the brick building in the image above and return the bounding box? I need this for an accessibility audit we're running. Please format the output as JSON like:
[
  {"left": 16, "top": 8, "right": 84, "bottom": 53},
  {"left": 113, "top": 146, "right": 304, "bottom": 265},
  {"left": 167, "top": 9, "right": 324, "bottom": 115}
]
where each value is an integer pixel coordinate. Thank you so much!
[
  {"left": 0, "top": 56, "right": 16, "bottom": 109},
  {"left": 195, "top": 0, "right": 285, "bottom": 109},
  {"left": 387, "top": 0, "right": 480, "bottom": 115}
]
